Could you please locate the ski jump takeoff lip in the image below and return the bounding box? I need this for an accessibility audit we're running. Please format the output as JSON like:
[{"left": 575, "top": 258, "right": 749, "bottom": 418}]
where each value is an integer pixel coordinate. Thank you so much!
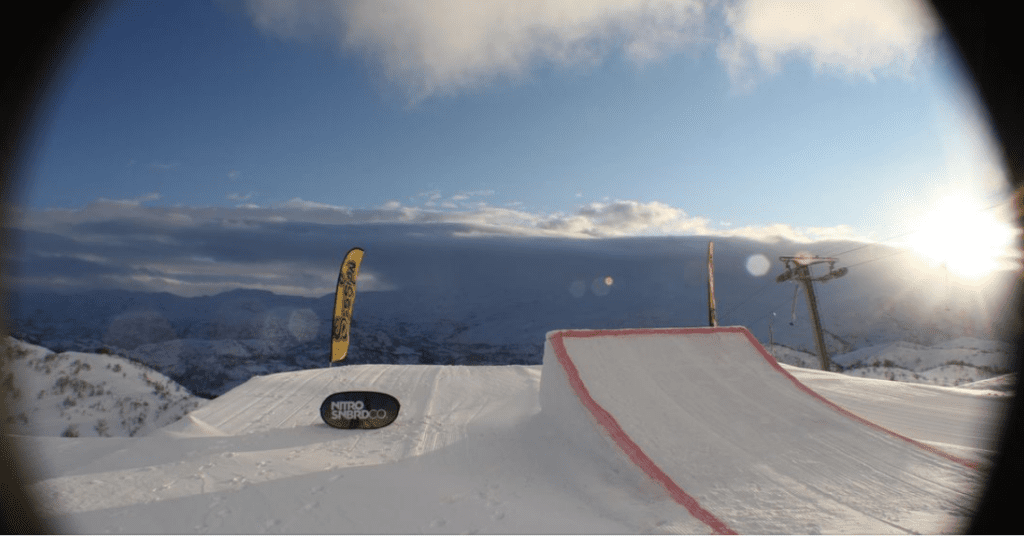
[
  {"left": 320, "top": 391, "right": 400, "bottom": 429},
  {"left": 549, "top": 326, "right": 979, "bottom": 534},
  {"left": 548, "top": 329, "right": 737, "bottom": 535}
]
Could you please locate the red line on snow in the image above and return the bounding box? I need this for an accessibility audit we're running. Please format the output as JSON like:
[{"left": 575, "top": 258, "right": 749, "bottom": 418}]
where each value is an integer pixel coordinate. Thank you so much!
[
  {"left": 549, "top": 330, "right": 737, "bottom": 535},
  {"left": 552, "top": 326, "right": 978, "bottom": 494},
  {"left": 551, "top": 325, "right": 982, "bottom": 533},
  {"left": 730, "top": 327, "right": 980, "bottom": 470}
]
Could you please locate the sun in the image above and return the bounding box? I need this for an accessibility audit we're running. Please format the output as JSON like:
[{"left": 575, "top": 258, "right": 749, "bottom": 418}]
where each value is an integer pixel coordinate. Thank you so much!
[{"left": 906, "top": 195, "right": 1017, "bottom": 280}]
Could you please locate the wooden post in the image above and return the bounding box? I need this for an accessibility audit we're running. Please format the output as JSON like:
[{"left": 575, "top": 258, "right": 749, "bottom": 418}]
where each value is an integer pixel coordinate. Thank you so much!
[{"left": 708, "top": 241, "right": 717, "bottom": 327}]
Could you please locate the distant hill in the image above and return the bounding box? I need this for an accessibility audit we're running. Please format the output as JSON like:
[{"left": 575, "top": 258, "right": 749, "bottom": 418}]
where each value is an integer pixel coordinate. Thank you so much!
[
  {"left": 2, "top": 337, "right": 206, "bottom": 437},
  {"left": 6, "top": 235, "right": 1017, "bottom": 396},
  {"left": 769, "top": 340, "right": 1013, "bottom": 388},
  {"left": 3, "top": 328, "right": 1010, "bottom": 440}
]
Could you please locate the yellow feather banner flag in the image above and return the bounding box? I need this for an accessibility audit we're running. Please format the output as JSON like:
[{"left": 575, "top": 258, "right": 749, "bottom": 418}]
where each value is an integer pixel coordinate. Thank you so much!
[{"left": 331, "top": 247, "right": 364, "bottom": 363}]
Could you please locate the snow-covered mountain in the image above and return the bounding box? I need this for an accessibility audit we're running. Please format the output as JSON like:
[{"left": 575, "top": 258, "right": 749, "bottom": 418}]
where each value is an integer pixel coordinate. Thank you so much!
[
  {"left": 5, "top": 236, "right": 1017, "bottom": 397},
  {"left": 2, "top": 337, "right": 205, "bottom": 438}
]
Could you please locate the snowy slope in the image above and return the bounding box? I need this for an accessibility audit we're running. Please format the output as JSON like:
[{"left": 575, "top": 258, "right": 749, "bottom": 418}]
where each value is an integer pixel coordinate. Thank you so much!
[
  {"left": 30, "top": 365, "right": 665, "bottom": 534},
  {"left": 770, "top": 338, "right": 1012, "bottom": 387},
  {"left": 2, "top": 337, "right": 205, "bottom": 438},
  {"left": 17, "top": 332, "right": 1007, "bottom": 534},
  {"left": 832, "top": 338, "right": 1007, "bottom": 371},
  {"left": 785, "top": 365, "right": 1007, "bottom": 459}
]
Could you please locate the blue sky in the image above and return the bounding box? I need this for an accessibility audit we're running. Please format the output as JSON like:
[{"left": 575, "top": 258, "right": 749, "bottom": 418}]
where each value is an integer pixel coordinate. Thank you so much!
[{"left": 8, "top": 0, "right": 1020, "bottom": 296}]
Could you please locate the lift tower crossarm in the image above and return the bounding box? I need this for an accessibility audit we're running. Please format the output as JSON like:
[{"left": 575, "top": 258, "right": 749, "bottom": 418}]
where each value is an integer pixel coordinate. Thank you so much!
[{"left": 775, "top": 255, "right": 848, "bottom": 371}]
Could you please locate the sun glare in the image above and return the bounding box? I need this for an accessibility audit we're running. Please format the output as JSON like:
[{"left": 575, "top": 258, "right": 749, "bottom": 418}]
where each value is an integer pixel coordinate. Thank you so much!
[{"left": 907, "top": 195, "right": 1017, "bottom": 280}]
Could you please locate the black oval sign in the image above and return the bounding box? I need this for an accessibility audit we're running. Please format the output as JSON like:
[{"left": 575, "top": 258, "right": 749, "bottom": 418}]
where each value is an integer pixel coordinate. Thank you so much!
[{"left": 320, "top": 391, "right": 400, "bottom": 429}]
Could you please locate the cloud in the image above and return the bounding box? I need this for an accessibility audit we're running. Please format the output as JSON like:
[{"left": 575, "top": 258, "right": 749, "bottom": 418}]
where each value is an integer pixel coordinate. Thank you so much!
[
  {"left": 95, "top": 193, "right": 162, "bottom": 207},
  {"left": 244, "top": 0, "right": 706, "bottom": 100},
  {"left": 6, "top": 196, "right": 876, "bottom": 297},
  {"left": 242, "top": 0, "right": 938, "bottom": 99},
  {"left": 279, "top": 197, "right": 351, "bottom": 211},
  {"left": 719, "top": 0, "right": 939, "bottom": 90},
  {"left": 414, "top": 191, "right": 443, "bottom": 201},
  {"left": 11, "top": 196, "right": 864, "bottom": 242},
  {"left": 538, "top": 200, "right": 709, "bottom": 237},
  {"left": 718, "top": 222, "right": 864, "bottom": 244},
  {"left": 408, "top": 190, "right": 496, "bottom": 209}
]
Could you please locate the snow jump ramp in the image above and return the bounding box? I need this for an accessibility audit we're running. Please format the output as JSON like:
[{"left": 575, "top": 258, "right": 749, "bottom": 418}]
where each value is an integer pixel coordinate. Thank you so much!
[{"left": 540, "top": 326, "right": 978, "bottom": 534}]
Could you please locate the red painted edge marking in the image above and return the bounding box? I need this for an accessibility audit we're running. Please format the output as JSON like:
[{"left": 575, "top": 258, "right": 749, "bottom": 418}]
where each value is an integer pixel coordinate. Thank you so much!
[
  {"left": 549, "top": 330, "right": 737, "bottom": 535},
  {"left": 730, "top": 327, "right": 980, "bottom": 470},
  {"left": 554, "top": 326, "right": 978, "bottom": 470}
]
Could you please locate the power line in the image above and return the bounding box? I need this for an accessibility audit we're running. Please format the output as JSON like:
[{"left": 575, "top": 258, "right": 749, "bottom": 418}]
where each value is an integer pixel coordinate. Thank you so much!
[
  {"left": 748, "top": 300, "right": 789, "bottom": 328},
  {"left": 718, "top": 279, "right": 775, "bottom": 324},
  {"left": 844, "top": 250, "right": 910, "bottom": 269}
]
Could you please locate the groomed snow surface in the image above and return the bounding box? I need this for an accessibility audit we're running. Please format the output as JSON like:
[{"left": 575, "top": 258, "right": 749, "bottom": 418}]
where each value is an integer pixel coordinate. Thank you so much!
[{"left": 16, "top": 327, "right": 1004, "bottom": 534}]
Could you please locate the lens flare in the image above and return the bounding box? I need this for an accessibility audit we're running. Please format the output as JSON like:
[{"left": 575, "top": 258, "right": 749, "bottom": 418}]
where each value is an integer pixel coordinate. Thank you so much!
[
  {"left": 906, "top": 195, "right": 1017, "bottom": 280},
  {"left": 746, "top": 254, "right": 770, "bottom": 276}
]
